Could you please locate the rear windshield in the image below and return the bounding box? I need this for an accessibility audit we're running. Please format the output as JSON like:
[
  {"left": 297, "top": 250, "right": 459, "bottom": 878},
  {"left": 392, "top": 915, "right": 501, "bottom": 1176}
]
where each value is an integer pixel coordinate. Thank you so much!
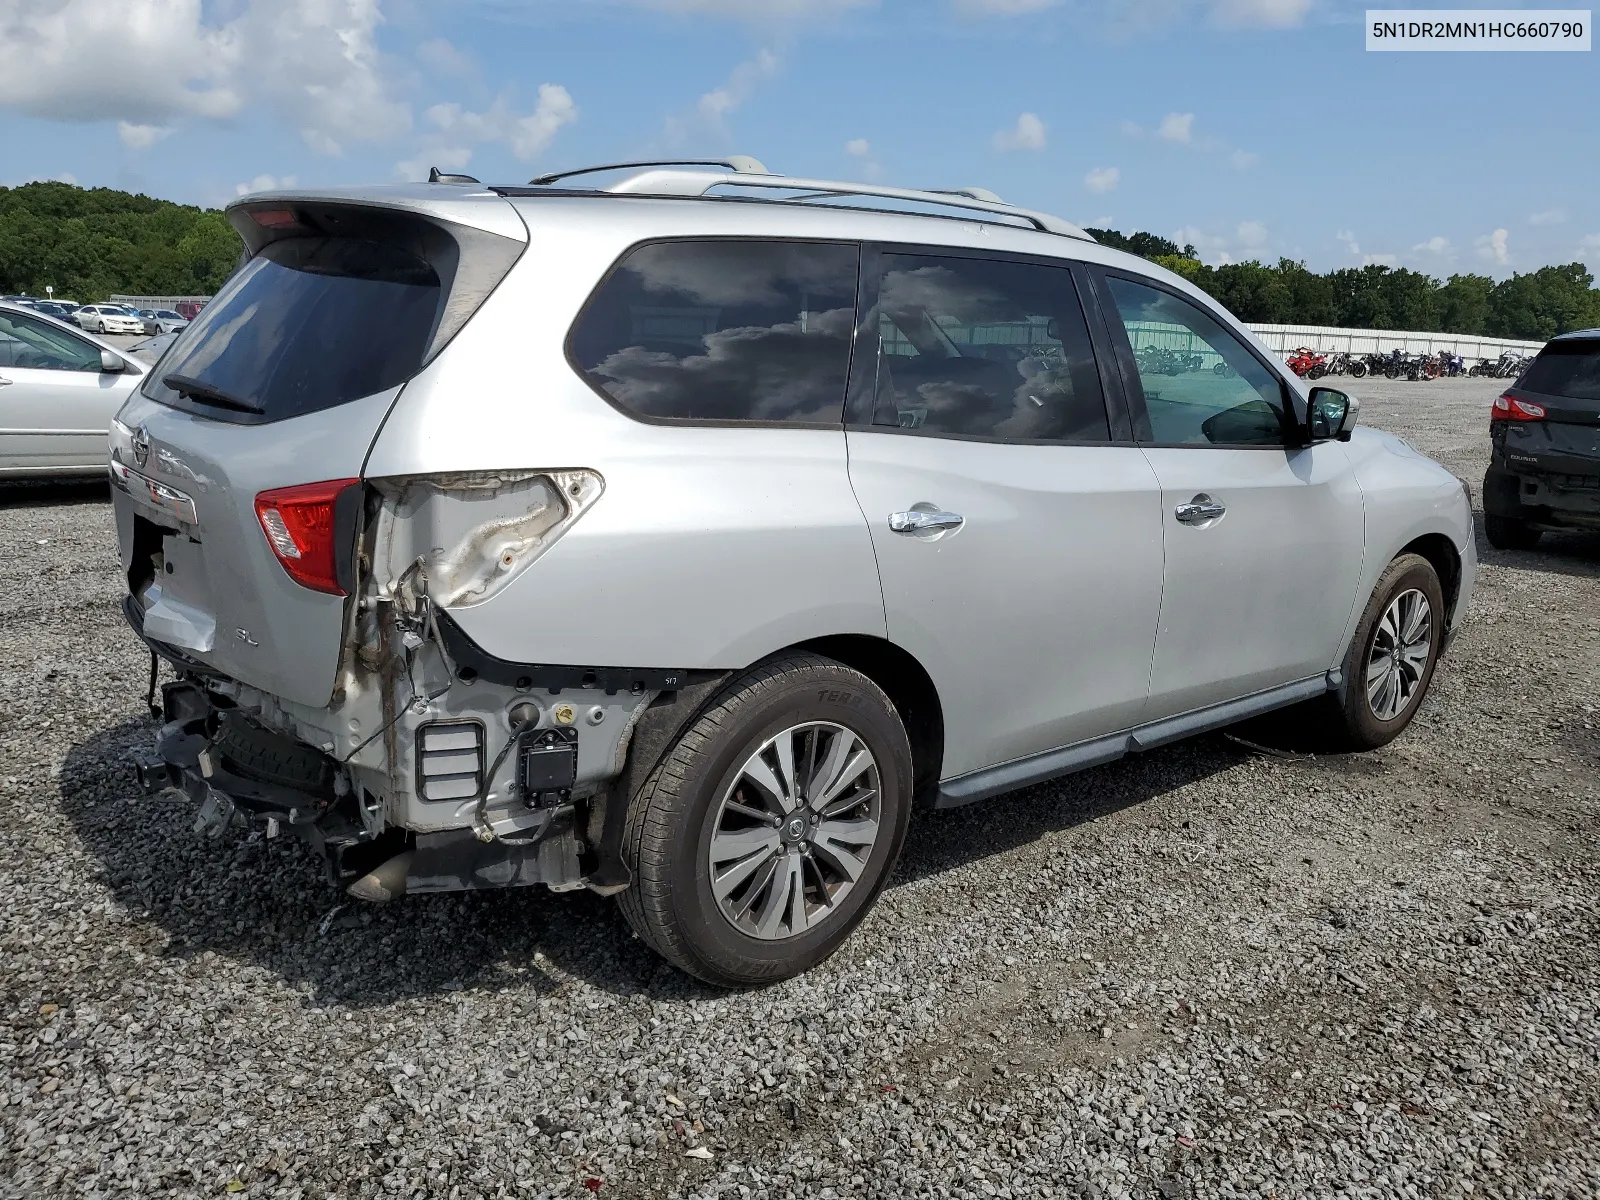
[
  {"left": 1520, "top": 339, "right": 1600, "bottom": 402},
  {"left": 142, "top": 236, "right": 442, "bottom": 422}
]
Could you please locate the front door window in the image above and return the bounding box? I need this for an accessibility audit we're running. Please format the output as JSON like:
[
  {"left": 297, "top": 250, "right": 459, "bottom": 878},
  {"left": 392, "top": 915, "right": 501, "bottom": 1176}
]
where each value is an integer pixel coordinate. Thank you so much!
[{"left": 1104, "top": 276, "right": 1291, "bottom": 447}]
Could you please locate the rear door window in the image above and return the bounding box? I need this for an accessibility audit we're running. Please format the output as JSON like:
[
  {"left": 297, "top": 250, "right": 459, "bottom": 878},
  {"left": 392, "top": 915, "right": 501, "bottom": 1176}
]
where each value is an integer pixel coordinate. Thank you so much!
[
  {"left": 568, "top": 240, "right": 859, "bottom": 425},
  {"left": 868, "top": 252, "right": 1110, "bottom": 442},
  {"left": 1519, "top": 340, "right": 1600, "bottom": 402},
  {"left": 141, "top": 237, "right": 443, "bottom": 422}
]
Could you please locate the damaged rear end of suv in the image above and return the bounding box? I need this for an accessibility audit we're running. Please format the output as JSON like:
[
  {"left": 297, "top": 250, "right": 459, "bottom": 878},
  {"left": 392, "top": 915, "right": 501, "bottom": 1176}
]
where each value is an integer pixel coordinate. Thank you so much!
[
  {"left": 1482, "top": 328, "right": 1600, "bottom": 549},
  {"left": 113, "top": 185, "right": 674, "bottom": 905}
]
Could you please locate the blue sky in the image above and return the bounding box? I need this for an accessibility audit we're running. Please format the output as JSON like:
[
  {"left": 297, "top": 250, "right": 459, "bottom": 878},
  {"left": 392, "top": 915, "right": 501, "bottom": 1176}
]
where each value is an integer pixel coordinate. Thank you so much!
[{"left": 1, "top": 0, "right": 1595, "bottom": 277}]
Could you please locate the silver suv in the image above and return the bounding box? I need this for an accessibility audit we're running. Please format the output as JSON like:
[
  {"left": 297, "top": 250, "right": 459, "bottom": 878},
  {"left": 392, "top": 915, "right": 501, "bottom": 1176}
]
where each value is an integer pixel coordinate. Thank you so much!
[{"left": 113, "top": 159, "right": 1475, "bottom": 985}]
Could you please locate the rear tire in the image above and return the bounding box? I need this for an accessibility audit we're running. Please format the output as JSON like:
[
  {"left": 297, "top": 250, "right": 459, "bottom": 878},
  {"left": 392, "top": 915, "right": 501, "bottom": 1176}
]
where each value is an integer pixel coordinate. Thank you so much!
[
  {"left": 618, "top": 653, "right": 913, "bottom": 987},
  {"left": 1484, "top": 514, "right": 1542, "bottom": 550},
  {"left": 1318, "top": 553, "right": 1446, "bottom": 752}
]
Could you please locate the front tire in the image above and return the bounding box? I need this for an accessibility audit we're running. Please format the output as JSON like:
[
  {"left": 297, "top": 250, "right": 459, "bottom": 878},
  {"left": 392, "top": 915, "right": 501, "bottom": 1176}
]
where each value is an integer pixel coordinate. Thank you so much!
[
  {"left": 618, "top": 654, "right": 913, "bottom": 986},
  {"left": 1319, "top": 553, "right": 1446, "bottom": 751},
  {"left": 1484, "top": 514, "right": 1542, "bottom": 550}
]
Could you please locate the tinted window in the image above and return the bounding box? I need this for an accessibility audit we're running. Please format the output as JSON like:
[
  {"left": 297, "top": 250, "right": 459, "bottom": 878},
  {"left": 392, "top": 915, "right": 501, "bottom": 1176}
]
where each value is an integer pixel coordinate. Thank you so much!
[
  {"left": 1106, "top": 276, "right": 1290, "bottom": 447},
  {"left": 870, "top": 254, "right": 1109, "bottom": 442},
  {"left": 1520, "top": 340, "right": 1600, "bottom": 402},
  {"left": 142, "top": 237, "right": 441, "bottom": 422},
  {"left": 0, "top": 311, "right": 101, "bottom": 371},
  {"left": 569, "top": 240, "right": 858, "bottom": 424}
]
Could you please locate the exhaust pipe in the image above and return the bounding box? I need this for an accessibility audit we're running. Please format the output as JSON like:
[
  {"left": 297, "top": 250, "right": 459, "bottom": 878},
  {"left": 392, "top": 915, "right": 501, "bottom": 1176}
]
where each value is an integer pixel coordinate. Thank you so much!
[{"left": 347, "top": 850, "right": 415, "bottom": 903}]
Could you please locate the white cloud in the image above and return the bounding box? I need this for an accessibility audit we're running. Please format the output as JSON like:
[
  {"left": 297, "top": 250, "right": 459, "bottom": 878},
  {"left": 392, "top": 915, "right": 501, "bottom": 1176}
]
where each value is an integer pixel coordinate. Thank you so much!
[
  {"left": 1236, "top": 220, "right": 1267, "bottom": 248},
  {"left": 1119, "top": 119, "right": 1145, "bottom": 138},
  {"left": 1084, "top": 166, "right": 1120, "bottom": 194},
  {"left": 416, "top": 37, "right": 474, "bottom": 76},
  {"left": 1157, "top": 111, "right": 1194, "bottom": 143},
  {"left": 953, "top": 0, "right": 1061, "bottom": 12},
  {"left": 0, "top": 0, "right": 410, "bottom": 157},
  {"left": 1210, "top": 0, "right": 1311, "bottom": 27},
  {"left": 1335, "top": 228, "right": 1396, "bottom": 266},
  {"left": 1476, "top": 227, "right": 1510, "bottom": 265},
  {"left": 117, "top": 122, "right": 172, "bottom": 150},
  {"left": 1411, "top": 235, "right": 1451, "bottom": 256},
  {"left": 1528, "top": 208, "right": 1567, "bottom": 227},
  {"left": 395, "top": 144, "right": 473, "bottom": 182},
  {"left": 628, "top": 0, "right": 870, "bottom": 13},
  {"left": 395, "top": 84, "right": 577, "bottom": 179},
  {"left": 1229, "top": 148, "right": 1259, "bottom": 169},
  {"left": 698, "top": 48, "right": 780, "bottom": 126},
  {"left": 235, "top": 174, "right": 298, "bottom": 196},
  {"left": 1173, "top": 224, "right": 1237, "bottom": 265},
  {"left": 992, "top": 111, "right": 1047, "bottom": 152},
  {"left": 0, "top": 0, "right": 239, "bottom": 123},
  {"left": 1582, "top": 233, "right": 1600, "bottom": 253},
  {"left": 54, "top": 171, "right": 76, "bottom": 185},
  {"left": 844, "top": 136, "right": 883, "bottom": 179}
]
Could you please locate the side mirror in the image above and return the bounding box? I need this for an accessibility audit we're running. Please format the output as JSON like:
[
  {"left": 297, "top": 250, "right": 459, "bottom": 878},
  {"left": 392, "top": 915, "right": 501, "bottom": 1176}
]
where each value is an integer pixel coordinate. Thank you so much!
[
  {"left": 100, "top": 349, "right": 126, "bottom": 374},
  {"left": 1307, "top": 386, "right": 1359, "bottom": 442}
]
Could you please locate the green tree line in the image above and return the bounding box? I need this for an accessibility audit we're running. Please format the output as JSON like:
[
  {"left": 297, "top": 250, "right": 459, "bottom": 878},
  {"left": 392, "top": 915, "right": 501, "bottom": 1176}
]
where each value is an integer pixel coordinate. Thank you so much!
[
  {"left": 0, "top": 181, "right": 239, "bottom": 302},
  {"left": 1086, "top": 228, "right": 1600, "bottom": 342}
]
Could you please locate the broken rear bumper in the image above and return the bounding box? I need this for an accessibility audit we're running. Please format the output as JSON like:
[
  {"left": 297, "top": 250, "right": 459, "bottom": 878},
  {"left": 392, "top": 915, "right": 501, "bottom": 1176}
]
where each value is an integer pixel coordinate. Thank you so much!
[{"left": 1484, "top": 462, "right": 1600, "bottom": 532}]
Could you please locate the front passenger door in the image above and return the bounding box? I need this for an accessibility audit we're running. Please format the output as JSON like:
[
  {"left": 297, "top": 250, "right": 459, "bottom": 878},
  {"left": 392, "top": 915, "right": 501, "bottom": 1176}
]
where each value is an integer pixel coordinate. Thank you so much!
[{"left": 1096, "top": 272, "right": 1366, "bottom": 719}]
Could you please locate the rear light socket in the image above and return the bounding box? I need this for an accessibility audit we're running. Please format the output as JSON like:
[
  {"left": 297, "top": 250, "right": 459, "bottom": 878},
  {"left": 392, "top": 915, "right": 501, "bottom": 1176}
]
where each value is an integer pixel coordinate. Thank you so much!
[{"left": 253, "top": 478, "right": 362, "bottom": 595}]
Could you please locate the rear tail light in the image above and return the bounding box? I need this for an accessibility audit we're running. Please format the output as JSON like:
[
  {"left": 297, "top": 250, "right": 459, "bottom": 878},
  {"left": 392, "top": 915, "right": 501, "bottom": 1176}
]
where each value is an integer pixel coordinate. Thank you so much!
[
  {"left": 1492, "top": 393, "right": 1546, "bottom": 422},
  {"left": 254, "top": 479, "right": 360, "bottom": 595}
]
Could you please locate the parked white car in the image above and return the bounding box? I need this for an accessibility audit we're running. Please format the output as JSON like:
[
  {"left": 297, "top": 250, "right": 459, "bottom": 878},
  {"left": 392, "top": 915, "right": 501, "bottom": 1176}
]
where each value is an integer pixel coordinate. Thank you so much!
[
  {"left": 0, "top": 301, "right": 145, "bottom": 475},
  {"left": 115, "top": 161, "right": 1475, "bottom": 984},
  {"left": 75, "top": 304, "right": 146, "bottom": 335}
]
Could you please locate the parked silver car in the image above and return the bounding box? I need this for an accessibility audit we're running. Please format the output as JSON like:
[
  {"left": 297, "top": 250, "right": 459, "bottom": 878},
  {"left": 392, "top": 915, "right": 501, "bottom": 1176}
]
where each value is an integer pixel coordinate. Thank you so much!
[
  {"left": 137, "top": 309, "right": 190, "bottom": 336},
  {"left": 0, "top": 300, "right": 145, "bottom": 476},
  {"left": 113, "top": 161, "right": 1475, "bottom": 984}
]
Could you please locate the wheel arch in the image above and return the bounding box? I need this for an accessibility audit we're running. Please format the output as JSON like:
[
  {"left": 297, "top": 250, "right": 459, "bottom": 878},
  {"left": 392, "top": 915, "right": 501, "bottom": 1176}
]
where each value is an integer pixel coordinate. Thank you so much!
[
  {"left": 1398, "top": 532, "right": 1462, "bottom": 633},
  {"left": 792, "top": 634, "right": 945, "bottom": 810}
]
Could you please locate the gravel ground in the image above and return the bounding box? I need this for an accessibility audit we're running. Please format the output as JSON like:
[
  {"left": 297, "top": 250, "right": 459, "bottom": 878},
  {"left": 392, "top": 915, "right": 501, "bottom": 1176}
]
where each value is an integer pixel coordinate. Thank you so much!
[{"left": 2, "top": 375, "right": 1597, "bottom": 1200}]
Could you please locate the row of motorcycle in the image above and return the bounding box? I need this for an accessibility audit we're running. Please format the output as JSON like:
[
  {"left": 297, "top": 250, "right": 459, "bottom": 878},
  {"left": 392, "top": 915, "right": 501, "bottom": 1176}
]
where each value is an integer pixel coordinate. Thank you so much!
[
  {"left": 1136, "top": 346, "right": 1238, "bottom": 378},
  {"left": 1285, "top": 347, "right": 1533, "bottom": 382}
]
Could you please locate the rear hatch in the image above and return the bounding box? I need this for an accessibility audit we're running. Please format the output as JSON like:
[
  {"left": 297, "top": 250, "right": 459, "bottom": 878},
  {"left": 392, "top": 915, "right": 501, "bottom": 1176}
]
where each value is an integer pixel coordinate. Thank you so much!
[
  {"left": 111, "top": 190, "right": 527, "bottom": 708},
  {"left": 1498, "top": 336, "right": 1600, "bottom": 477}
]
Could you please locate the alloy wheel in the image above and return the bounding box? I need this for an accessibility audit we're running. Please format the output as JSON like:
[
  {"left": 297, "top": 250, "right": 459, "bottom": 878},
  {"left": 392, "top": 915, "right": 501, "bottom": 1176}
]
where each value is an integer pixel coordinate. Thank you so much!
[
  {"left": 1366, "top": 588, "right": 1432, "bottom": 721},
  {"left": 707, "top": 722, "right": 881, "bottom": 941}
]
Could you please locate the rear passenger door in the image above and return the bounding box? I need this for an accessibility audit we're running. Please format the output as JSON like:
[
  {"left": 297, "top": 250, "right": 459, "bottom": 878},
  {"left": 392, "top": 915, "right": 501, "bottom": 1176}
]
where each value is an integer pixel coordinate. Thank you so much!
[{"left": 844, "top": 247, "right": 1164, "bottom": 782}]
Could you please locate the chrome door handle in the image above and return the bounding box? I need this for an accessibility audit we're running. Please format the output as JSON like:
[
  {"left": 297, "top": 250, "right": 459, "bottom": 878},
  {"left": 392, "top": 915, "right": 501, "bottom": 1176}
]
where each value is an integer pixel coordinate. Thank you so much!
[
  {"left": 1174, "top": 494, "right": 1226, "bottom": 525},
  {"left": 888, "top": 508, "right": 965, "bottom": 534},
  {"left": 0, "top": 376, "right": 12, "bottom": 386}
]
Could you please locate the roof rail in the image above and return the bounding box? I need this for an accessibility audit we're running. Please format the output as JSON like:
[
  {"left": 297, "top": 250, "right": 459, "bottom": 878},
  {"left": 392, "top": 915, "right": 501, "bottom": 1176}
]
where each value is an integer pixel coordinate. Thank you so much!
[
  {"left": 600, "top": 168, "right": 1089, "bottom": 240},
  {"left": 506, "top": 159, "right": 1092, "bottom": 241},
  {"left": 527, "top": 156, "right": 769, "bottom": 186}
]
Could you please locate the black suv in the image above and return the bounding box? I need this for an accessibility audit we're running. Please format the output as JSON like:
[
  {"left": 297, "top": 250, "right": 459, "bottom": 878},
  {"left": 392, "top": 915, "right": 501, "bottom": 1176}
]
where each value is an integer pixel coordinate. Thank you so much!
[{"left": 1483, "top": 329, "right": 1600, "bottom": 549}]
